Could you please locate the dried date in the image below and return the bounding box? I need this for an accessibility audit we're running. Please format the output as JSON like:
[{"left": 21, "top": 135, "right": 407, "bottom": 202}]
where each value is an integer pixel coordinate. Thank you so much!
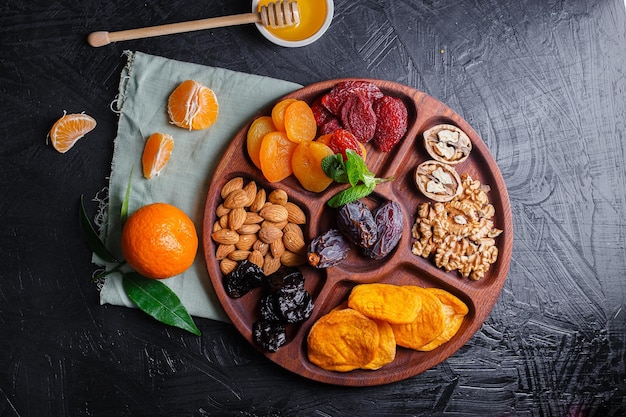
[
  {"left": 364, "top": 201, "right": 404, "bottom": 259},
  {"left": 337, "top": 200, "right": 378, "bottom": 249},
  {"left": 307, "top": 229, "right": 351, "bottom": 268}
]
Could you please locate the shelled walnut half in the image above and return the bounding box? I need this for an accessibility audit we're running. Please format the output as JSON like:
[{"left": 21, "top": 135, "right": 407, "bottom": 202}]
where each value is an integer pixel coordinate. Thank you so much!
[
  {"left": 423, "top": 124, "right": 472, "bottom": 165},
  {"left": 414, "top": 160, "right": 462, "bottom": 202}
]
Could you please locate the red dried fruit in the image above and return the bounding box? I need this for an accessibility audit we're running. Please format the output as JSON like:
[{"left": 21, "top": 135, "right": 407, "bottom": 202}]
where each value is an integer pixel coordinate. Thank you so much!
[
  {"left": 321, "top": 80, "right": 384, "bottom": 115},
  {"left": 319, "top": 117, "right": 343, "bottom": 135},
  {"left": 340, "top": 93, "right": 377, "bottom": 143},
  {"left": 328, "top": 129, "right": 365, "bottom": 160},
  {"left": 372, "top": 96, "right": 408, "bottom": 152},
  {"left": 311, "top": 97, "right": 334, "bottom": 126}
]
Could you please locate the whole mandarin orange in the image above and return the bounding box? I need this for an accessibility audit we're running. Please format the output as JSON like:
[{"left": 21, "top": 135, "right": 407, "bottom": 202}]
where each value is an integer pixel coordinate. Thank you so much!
[{"left": 121, "top": 203, "right": 198, "bottom": 279}]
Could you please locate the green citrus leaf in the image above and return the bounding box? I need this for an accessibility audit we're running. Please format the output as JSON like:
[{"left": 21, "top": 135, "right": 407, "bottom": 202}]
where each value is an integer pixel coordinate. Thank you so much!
[
  {"left": 122, "top": 272, "right": 201, "bottom": 336},
  {"left": 79, "top": 194, "right": 118, "bottom": 263}
]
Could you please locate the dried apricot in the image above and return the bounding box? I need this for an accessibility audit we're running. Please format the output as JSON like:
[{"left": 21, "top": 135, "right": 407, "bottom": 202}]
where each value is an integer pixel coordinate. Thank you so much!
[
  {"left": 247, "top": 116, "right": 276, "bottom": 169},
  {"left": 390, "top": 287, "right": 446, "bottom": 350},
  {"left": 416, "top": 288, "right": 468, "bottom": 351},
  {"left": 307, "top": 308, "right": 379, "bottom": 372},
  {"left": 362, "top": 319, "right": 396, "bottom": 370},
  {"left": 284, "top": 100, "right": 317, "bottom": 143},
  {"left": 271, "top": 98, "right": 297, "bottom": 132},
  {"left": 259, "top": 131, "right": 298, "bottom": 183},
  {"left": 291, "top": 141, "right": 334, "bottom": 192},
  {"left": 348, "top": 283, "right": 422, "bottom": 324}
]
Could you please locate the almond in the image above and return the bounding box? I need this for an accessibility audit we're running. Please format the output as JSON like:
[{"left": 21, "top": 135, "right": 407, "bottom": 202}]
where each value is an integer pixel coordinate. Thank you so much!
[
  {"left": 211, "top": 229, "right": 240, "bottom": 245},
  {"left": 242, "top": 181, "right": 257, "bottom": 207},
  {"left": 236, "top": 224, "right": 261, "bottom": 235},
  {"left": 270, "top": 238, "right": 285, "bottom": 258},
  {"left": 236, "top": 234, "right": 257, "bottom": 251},
  {"left": 283, "top": 222, "right": 304, "bottom": 240},
  {"left": 258, "top": 225, "right": 283, "bottom": 244},
  {"left": 281, "top": 250, "right": 307, "bottom": 267},
  {"left": 248, "top": 250, "right": 264, "bottom": 268},
  {"left": 283, "top": 230, "right": 306, "bottom": 254},
  {"left": 249, "top": 189, "right": 266, "bottom": 213},
  {"left": 220, "top": 177, "right": 243, "bottom": 199},
  {"left": 228, "top": 250, "right": 251, "bottom": 261},
  {"left": 219, "top": 214, "right": 229, "bottom": 229},
  {"left": 223, "top": 189, "right": 249, "bottom": 209},
  {"left": 228, "top": 207, "right": 247, "bottom": 230},
  {"left": 284, "top": 202, "right": 306, "bottom": 224},
  {"left": 260, "top": 204, "right": 289, "bottom": 223},
  {"left": 263, "top": 254, "right": 281, "bottom": 275},
  {"left": 262, "top": 219, "right": 288, "bottom": 231},
  {"left": 253, "top": 240, "right": 269, "bottom": 256},
  {"left": 216, "top": 244, "right": 235, "bottom": 260},
  {"left": 244, "top": 212, "right": 264, "bottom": 224},
  {"left": 213, "top": 220, "right": 222, "bottom": 233},
  {"left": 268, "top": 189, "right": 288, "bottom": 205},
  {"left": 220, "top": 258, "right": 238, "bottom": 275},
  {"left": 215, "top": 203, "right": 230, "bottom": 217}
]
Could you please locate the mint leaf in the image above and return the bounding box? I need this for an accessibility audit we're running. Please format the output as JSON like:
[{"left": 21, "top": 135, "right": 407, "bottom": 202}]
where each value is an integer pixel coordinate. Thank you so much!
[
  {"left": 327, "top": 183, "right": 376, "bottom": 208},
  {"left": 322, "top": 154, "right": 348, "bottom": 183},
  {"left": 123, "top": 272, "right": 201, "bottom": 336}
]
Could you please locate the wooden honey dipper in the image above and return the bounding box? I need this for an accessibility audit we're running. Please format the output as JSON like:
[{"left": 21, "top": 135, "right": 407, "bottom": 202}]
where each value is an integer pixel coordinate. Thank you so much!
[{"left": 88, "top": 1, "right": 300, "bottom": 47}]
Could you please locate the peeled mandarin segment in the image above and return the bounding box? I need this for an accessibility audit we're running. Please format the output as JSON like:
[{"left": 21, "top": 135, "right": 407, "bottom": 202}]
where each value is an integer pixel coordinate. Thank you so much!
[
  {"left": 362, "top": 320, "right": 396, "bottom": 370},
  {"left": 259, "top": 131, "right": 298, "bottom": 182},
  {"left": 247, "top": 116, "right": 276, "bottom": 169},
  {"left": 48, "top": 112, "right": 97, "bottom": 153},
  {"left": 291, "top": 141, "right": 334, "bottom": 192},
  {"left": 416, "top": 288, "right": 469, "bottom": 351},
  {"left": 271, "top": 98, "right": 297, "bottom": 132},
  {"left": 348, "top": 283, "right": 423, "bottom": 324},
  {"left": 167, "top": 80, "right": 219, "bottom": 130},
  {"left": 307, "top": 308, "right": 380, "bottom": 372},
  {"left": 142, "top": 133, "right": 174, "bottom": 179},
  {"left": 284, "top": 100, "right": 317, "bottom": 143},
  {"left": 390, "top": 289, "right": 447, "bottom": 350}
]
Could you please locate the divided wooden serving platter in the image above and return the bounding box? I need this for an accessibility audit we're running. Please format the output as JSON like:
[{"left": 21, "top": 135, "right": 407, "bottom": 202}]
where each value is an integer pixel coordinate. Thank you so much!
[{"left": 202, "top": 79, "right": 513, "bottom": 386}]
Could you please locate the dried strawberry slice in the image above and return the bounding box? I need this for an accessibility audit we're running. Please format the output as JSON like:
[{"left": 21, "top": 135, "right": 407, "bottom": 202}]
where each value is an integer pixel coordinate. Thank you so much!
[
  {"left": 319, "top": 117, "right": 342, "bottom": 135},
  {"left": 340, "top": 93, "right": 377, "bottom": 143},
  {"left": 311, "top": 97, "right": 334, "bottom": 126},
  {"left": 328, "top": 129, "right": 365, "bottom": 160},
  {"left": 372, "top": 96, "right": 408, "bottom": 152},
  {"left": 321, "top": 80, "right": 384, "bottom": 115}
]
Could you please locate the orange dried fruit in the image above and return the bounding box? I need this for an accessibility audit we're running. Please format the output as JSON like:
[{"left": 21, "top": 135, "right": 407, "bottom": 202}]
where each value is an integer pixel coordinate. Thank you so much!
[
  {"left": 283, "top": 100, "right": 317, "bottom": 143},
  {"left": 271, "top": 98, "right": 297, "bottom": 132},
  {"left": 362, "top": 319, "right": 396, "bottom": 370},
  {"left": 167, "top": 80, "right": 219, "bottom": 130},
  {"left": 307, "top": 308, "right": 380, "bottom": 372},
  {"left": 141, "top": 132, "right": 174, "bottom": 179},
  {"left": 259, "top": 131, "right": 298, "bottom": 182},
  {"left": 348, "top": 283, "right": 423, "bottom": 324},
  {"left": 48, "top": 112, "right": 97, "bottom": 153},
  {"left": 121, "top": 203, "right": 198, "bottom": 279},
  {"left": 390, "top": 288, "right": 446, "bottom": 350},
  {"left": 291, "top": 141, "right": 334, "bottom": 192},
  {"left": 416, "top": 288, "right": 468, "bottom": 351},
  {"left": 247, "top": 116, "right": 276, "bottom": 169}
]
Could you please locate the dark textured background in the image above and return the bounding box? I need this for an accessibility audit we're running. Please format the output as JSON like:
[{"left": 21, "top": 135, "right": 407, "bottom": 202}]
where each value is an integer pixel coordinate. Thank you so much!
[{"left": 1, "top": 0, "right": 625, "bottom": 416}]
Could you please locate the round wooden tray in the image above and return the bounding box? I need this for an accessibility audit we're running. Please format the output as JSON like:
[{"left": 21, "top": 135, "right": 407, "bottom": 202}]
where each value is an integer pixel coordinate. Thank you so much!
[{"left": 202, "top": 79, "right": 513, "bottom": 386}]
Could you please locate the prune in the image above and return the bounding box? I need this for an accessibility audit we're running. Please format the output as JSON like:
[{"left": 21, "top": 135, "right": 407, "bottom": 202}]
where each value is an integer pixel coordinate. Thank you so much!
[
  {"left": 340, "top": 93, "right": 377, "bottom": 143},
  {"left": 259, "top": 293, "right": 282, "bottom": 322},
  {"left": 364, "top": 201, "right": 404, "bottom": 260},
  {"left": 372, "top": 96, "right": 408, "bottom": 152},
  {"left": 253, "top": 320, "right": 286, "bottom": 352},
  {"left": 321, "top": 80, "right": 384, "bottom": 115},
  {"left": 275, "top": 285, "right": 314, "bottom": 323},
  {"left": 307, "top": 228, "right": 351, "bottom": 268},
  {"left": 264, "top": 268, "right": 305, "bottom": 292},
  {"left": 337, "top": 200, "right": 378, "bottom": 249},
  {"left": 224, "top": 260, "right": 264, "bottom": 298}
]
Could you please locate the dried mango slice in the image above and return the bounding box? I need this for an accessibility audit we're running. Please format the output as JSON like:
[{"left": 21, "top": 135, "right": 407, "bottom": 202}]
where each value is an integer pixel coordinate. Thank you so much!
[
  {"left": 348, "top": 283, "right": 423, "bottom": 324},
  {"left": 390, "top": 288, "right": 446, "bottom": 350},
  {"left": 307, "top": 308, "right": 379, "bottom": 372},
  {"left": 416, "top": 288, "right": 468, "bottom": 351},
  {"left": 362, "top": 320, "right": 396, "bottom": 370}
]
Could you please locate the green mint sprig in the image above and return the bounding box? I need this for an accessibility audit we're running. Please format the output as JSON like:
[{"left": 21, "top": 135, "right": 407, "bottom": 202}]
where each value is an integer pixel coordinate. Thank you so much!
[{"left": 322, "top": 149, "right": 394, "bottom": 208}]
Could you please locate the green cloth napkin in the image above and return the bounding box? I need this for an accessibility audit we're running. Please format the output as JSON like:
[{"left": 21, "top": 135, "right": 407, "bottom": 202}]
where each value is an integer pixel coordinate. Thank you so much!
[{"left": 97, "top": 51, "right": 301, "bottom": 322}]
